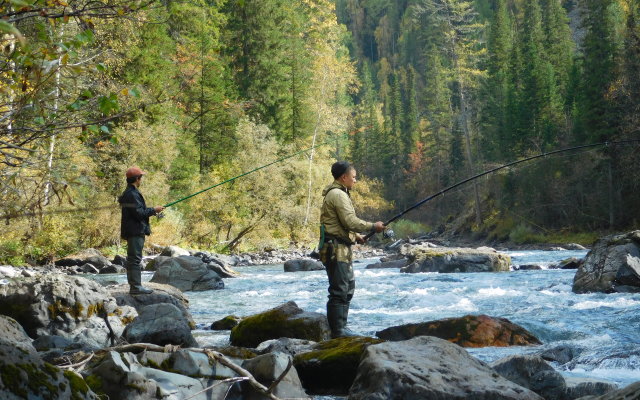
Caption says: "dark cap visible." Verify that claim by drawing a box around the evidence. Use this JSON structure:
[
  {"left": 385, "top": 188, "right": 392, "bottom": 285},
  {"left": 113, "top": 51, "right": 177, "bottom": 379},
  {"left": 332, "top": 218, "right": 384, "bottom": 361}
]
[{"left": 331, "top": 161, "right": 351, "bottom": 179}]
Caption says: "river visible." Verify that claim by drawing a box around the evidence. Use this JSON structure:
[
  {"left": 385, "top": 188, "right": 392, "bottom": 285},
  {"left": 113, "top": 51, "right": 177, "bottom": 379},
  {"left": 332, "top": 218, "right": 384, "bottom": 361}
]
[{"left": 141, "top": 249, "right": 640, "bottom": 393}]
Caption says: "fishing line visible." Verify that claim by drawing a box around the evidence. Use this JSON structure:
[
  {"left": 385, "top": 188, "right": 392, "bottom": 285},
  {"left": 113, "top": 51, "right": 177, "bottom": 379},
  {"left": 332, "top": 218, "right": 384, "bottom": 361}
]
[
  {"left": 364, "top": 138, "right": 640, "bottom": 240},
  {"left": 1, "top": 128, "right": 364, "bottom": 221}
]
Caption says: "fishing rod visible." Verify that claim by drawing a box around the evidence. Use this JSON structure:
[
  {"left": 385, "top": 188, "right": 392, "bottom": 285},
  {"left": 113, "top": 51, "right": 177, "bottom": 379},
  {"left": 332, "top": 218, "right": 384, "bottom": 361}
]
[
  {"left": 364, "top": 138, "right": 640, "bottom": 241},
  {"left": 162, "top": 127, "right": 367, "bottom": 208},
  {"left": 1, "top": 127, "right": 365, "bottom": 221}
]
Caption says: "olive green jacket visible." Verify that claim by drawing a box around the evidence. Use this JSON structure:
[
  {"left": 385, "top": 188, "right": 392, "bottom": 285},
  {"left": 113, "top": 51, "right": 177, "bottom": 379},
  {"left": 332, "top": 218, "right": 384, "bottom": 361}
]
[{"left": 320, "top": 181, "right": 375, "bottom": 244}]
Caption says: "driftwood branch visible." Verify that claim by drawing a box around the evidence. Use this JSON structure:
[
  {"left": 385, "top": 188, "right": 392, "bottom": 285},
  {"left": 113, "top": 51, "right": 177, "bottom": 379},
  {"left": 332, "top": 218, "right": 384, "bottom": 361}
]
[
  {"left": 57, "top": 353, "right": 94, "bottom": 372},
  {"left": 183, "top": 376, "right": 250, "bottom": 400},
  {"left": 267, "top": 355, "right": 293, "bottom": 394}
]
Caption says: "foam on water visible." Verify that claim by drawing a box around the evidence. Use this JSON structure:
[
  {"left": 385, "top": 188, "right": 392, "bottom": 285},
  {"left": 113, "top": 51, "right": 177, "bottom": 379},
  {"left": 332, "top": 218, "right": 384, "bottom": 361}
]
[{"left": 156, "top": 248, "right": 640, "bottom": 390}]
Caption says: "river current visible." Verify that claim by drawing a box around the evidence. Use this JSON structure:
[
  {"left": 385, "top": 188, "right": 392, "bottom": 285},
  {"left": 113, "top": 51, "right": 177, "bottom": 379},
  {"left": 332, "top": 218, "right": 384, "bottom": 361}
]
[{"left": 140, "top": 249, "right": 640, "bottom": 391}]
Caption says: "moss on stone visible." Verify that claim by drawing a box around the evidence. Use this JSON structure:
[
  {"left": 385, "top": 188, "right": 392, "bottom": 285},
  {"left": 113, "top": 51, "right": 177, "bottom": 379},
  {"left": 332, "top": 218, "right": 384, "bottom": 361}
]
[
  {"left": 1, "top": 363, "right": 28, "bottom": 398},
  {"left": 84, "top": 374, "right": 105, "bottom": 396},
  {"left": 0, "top": 362, "right": 61, "bottom": 399},
  {"left": 295, "top": 337, "right": 383, "bottom": 365},
  {"left": 63, "top": 370, "right": 90, "bottom": 400},
  {"left": 293, "top": 336, "right": 384, "bottom": 395},
  {"left": 231, "top": 304, "right": 326, "bottom": 347}
]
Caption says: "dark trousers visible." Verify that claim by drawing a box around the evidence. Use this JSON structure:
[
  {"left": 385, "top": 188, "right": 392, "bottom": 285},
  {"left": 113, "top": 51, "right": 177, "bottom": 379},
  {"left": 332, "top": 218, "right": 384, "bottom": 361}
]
[
  {"left": 324, "top": 243, "right": 355, "bottom": 335},
  {"left": 326, "top": 260, "right": 355, "bottom": 307},
  {"left": 125, "top": 235, "right": 145, "bottom": 289}
]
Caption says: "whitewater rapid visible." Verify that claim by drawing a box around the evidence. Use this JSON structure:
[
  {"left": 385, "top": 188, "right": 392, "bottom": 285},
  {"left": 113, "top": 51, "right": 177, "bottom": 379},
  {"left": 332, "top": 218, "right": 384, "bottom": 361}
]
[{"left": 144, "top": 249, "right": 640, "bottom": 389}]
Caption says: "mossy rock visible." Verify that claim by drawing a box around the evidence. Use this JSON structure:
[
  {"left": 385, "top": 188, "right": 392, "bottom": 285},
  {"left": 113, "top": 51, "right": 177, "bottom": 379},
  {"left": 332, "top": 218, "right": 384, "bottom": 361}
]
[
  {"left": 230, "top": 301, "right": 330, "bottom": 348},
  {"left": 293, "top": 336, "right": 384, "bottom": 395},
  {"left": 402, "top": 246, "right": 511, "bottom": 273},
  {"left": 211, "top": 315, "right": 241, "bottom": 330},
  {"left": 376, "top": 314, "right": 541, "bottom": 347}
]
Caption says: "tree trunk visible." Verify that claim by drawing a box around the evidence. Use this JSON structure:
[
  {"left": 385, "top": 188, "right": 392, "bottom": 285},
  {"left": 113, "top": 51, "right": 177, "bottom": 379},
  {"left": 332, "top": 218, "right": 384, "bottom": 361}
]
[
  {"left": 303, "top": 67, "right": 328, "bottom": 225},
  {"left": 44, "top": 25, "right": 64, "bottom": 206}
]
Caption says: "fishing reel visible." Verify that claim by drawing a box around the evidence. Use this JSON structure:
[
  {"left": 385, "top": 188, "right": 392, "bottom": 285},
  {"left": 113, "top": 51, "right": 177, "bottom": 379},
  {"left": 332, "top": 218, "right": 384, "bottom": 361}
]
[
  {"left": 156, "top": 212, "right": 165, "bottom": 219},
  {"left": 383, "top": 228, "right": 395, "bottom": 239}
]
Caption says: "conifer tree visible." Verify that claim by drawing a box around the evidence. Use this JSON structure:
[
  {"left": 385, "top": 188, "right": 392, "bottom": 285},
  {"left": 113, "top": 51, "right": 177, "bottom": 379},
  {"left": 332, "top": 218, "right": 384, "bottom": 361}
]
[{"left": 576, "top": 0, "right": 618, "bottom": 142}]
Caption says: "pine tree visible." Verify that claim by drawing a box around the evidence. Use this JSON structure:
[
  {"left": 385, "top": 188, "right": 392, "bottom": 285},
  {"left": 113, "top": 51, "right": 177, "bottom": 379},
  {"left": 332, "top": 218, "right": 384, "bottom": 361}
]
[
  {"left": 576, "top": 0, "right": 618, "bottom": 142},
  {"left": 481, "top": 0, "right": 512, "bottom": 160}
]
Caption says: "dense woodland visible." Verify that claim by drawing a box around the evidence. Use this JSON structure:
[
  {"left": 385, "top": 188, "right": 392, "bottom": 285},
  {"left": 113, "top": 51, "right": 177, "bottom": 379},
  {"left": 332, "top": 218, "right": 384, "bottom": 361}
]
[{"left": 1, "top": 0, "right": 639, "bottom": 264}]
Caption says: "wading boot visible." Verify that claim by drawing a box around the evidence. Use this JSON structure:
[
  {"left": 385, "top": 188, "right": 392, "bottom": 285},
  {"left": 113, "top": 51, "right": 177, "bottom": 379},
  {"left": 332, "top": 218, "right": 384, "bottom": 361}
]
[
  {"left": 128, "top": 265, "right": 153, "bottom": 295},
  {"left": 339, "top": 304, "right": 358, "bottom": 337},
  {"left": 328, "top": 304, "right": 347, "bottom": 339}
]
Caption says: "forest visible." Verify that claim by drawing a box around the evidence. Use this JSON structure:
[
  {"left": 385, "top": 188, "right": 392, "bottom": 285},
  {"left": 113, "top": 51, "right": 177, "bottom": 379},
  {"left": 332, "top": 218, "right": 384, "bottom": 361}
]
[{"left": 1, "top": 0, "right": 639, "bottom": 264}]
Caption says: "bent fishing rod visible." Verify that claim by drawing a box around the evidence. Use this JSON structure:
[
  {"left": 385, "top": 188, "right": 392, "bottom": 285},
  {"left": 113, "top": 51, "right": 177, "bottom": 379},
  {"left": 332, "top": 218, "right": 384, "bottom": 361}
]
[
  {"left": 364, "top": 138, "right": 640, "bottom": 241},
  {"left": 1, "top": 127, "right": 366, "bottom": 221},
  {"left": 162, "top": 127, "right": 368, "bottom": 208}
]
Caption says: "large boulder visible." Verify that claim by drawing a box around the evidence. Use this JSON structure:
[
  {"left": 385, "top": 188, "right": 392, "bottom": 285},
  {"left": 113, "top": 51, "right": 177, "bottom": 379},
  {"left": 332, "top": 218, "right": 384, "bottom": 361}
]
[
  {"left": 284, "top": 259, "right": 324, "bottom": 272},
  {"left": 84, "top": 350, "right": 229, "bottom": 400},
  {"left": 348, "top": 336, "right": 543, "bottom": 400},
  {"left": 294, "top": 336, "right": 384, "bottom": 395},
  {"left": 160, "top": 245, "right": 191, "bottom": 257},
  {"left": 230, "top": 301, "right": 330, "bottom": 348},
  {"left": 108, "top": 282, "right": 194, "bottom": 327},
  {"left": 150, "top": 256, "right": 224, "bottom": 291},
  {"left": 242, "top": 352, "right": 309, "bottom": 399},
  {"left": 564, "top": 377, "right": 617, "bottom": 399},
  {"left": 400, "top": 244, "right": 511, "bottom": 273},
  {"left": 573, "top": 231, "right": 640, "bottom": 293},
  {"left": 0, "top": 274, "right": 136, "bottom": 349},
  {"left": 365, "top": 255, "right": 410, "bottom": 269},
  {"left": 376, "top": 314, "right": 541, "bottom": 347},
  {"left": 0, "top": 315, "right": 99, "bottom": 400},
  {"left": 491, "top": 355, "right": 566, "bottom": 399},
  {"left": 569, "top": 382, "right": 640, "bottom": 400},
  {"left": 138, "top": 349, "right": 238, "bottom": 379},
  {"left": 55, "top": 248, "right": 112, "bottom": 270},
  {"left": 122, "top": 303, "right": 198, "bottom": 347},
  {"left": 491, "top": 355, "right": 616, "bottom": 400}
]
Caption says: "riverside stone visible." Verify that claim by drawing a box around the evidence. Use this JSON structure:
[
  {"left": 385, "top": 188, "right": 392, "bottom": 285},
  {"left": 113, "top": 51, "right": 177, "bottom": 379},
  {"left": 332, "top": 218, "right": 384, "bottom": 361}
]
[
  {"left": 376, "top": 314, "right": 542, "bottom": 347},
  {"left": 150, "top": 255, "right": 224, "bottom": 291},
  {"left": 348, "top": 336, "right": 543, "bottom": 400},
  {"left": 284, "top": 259, "right": 324, "bottom": 272},
  {"left": 365, "top": 258, "right": 409, "bottom": 269},
  {"left": 241, "top": 352, "right": 309, "bottom": 399},
  {"left": 230, "top": 301, "right": 330, "bottom": 348},
  {"left": 122, "top": 303, "right": 198, "bottom": 347},
  {"left": 0, "top": 315, "right": 99, "bottom": 400},
  {"left": 108, "top": 282, "right": 194, "bottom": 327},
  {"left": 294, "top": 336, "right": 384, "bottom": 395},
  {"left": 573, "top": 230, "right": 640, "bottom": 293},
  {"left": 400, "top": 244, "right": 511, "bottom": 273},
  {"left": 211, "top": 315, "right": 241, "bottom": 330},
  {"left": 491, "top": 355, "right": 566, "bottom": 400},
  {"left": 571, "top": 381, "right": 640, "bottom": 400},
  {"left": 564, "top": 377, "right": 617, "bottom": 399},
  {"left": 0, "top": 273, "right": 135, "bottom": 349},
  {"left": 55, "top": 248, "right": 112, "bottom": 270},
  {"left": 85, "top": 351, "right": 225, "bottom": 400}
]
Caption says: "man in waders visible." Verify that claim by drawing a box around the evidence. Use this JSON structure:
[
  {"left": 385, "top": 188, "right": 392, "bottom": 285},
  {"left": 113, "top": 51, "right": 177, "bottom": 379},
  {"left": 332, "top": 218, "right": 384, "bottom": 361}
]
[
  {"left": 320, "top": 161, "right": 385, "bottom": 338},
  {"left": 119, "top": 166, "right": 165, "bottom": 295}
]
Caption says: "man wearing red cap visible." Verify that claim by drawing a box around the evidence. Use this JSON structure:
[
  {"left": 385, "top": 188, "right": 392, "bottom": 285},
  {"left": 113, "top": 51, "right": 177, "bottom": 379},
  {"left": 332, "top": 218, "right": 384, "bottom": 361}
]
[{"left": 118, "top": 166, "right": 165, "bottom": 295}]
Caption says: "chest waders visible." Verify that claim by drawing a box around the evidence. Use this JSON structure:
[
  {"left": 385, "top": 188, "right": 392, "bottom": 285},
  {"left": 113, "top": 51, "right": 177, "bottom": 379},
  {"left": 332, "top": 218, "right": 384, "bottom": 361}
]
[{"left": 320, "top": 188, "right": 359, "bottom": 338}]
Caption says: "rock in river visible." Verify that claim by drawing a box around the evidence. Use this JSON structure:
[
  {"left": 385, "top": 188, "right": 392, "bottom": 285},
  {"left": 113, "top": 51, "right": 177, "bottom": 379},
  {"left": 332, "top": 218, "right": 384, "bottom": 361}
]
[
  {"left": 376, "top": 314, "right": 541, "bottom": 347},
  {"left": 348, "top": 336, "right": 543, "bottom": 400},
  {"left": 573, "top": 230, "right": 640, "bottom": 293},
  {"left": 400, "top": 244, "right": 511, "bottom": 273},
  {"left": 230, "top": 301, "right": 330, "bottom": 348}
]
